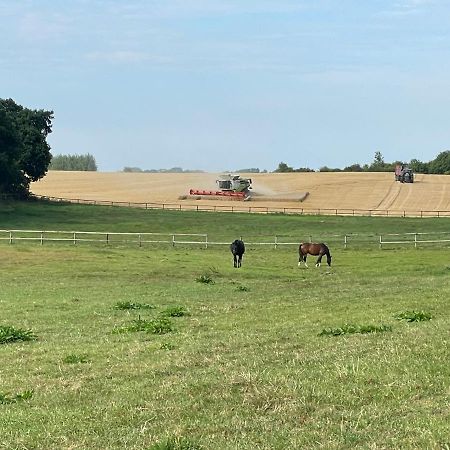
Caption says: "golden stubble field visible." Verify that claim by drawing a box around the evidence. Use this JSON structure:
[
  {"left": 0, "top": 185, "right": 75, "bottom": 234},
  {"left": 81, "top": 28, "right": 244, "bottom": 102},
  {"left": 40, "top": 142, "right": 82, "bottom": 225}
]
[{"left": 31, "top": 171, "right": 450, "bottom": 213}]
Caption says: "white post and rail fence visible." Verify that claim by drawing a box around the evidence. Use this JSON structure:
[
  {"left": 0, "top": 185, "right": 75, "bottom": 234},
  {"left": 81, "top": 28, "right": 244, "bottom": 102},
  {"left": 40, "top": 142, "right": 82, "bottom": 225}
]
[{"left": 1, "top": 229, "right": 450, "bottom": 249}]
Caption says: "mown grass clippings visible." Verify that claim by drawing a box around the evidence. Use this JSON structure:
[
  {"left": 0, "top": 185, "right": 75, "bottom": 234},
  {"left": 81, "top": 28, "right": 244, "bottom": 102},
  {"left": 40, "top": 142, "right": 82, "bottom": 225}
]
[
  {"left": 114, "top": 316, "right": 173, "bottom": 335},
  {"left": 148, "top": 437, "right": 203, "bottom": 450},
  {"left": 0, "top": 390, "right": 34, "bottom": 405},
  {"left": 0, "top": 325, "right": 37, "bottom": 344},
  {"left": 195, "top": 273, "right": 214, "bottom": 284},
  {"left": 319, "top": 324, "right": 392, "bottom": 336},
  {"left": 160, "top": 305, "right": 189, "bottom": 317},
  {"left": 114, "top": 301, "right": 156, "bottom": 310},
  {"left": 63, "top": 353, "right": 90, "bottom": 364},
  {"left": 394, "top": 310, "right": 432, "bottom": 322}
]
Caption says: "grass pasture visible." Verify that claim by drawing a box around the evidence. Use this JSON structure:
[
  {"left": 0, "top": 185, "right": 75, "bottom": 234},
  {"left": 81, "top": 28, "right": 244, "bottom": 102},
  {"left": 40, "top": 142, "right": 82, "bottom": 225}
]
[{"left": 1, "top": 200, "right": 450, "bottom": 449}]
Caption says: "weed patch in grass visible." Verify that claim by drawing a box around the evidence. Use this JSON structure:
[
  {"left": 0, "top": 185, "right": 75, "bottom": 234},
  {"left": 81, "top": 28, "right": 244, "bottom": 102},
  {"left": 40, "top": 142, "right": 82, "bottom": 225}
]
[
  {"left": 319, "top": 324, "right": 392, "bottom": 336},
  {"left": 114, "top": 317, "right": 173, "bottom": 335},
  {"left": 0, "top": 390, "right": 33, "bottom": 405},
  {"left": 63, "top": 354, "right": 89, "bottom": 364},
  {"left": 148, "top": 437, "right": 203, "bottom": 450},
  {"left": 0, "top": 325, "right": 37, "bottom": 344},
  {"left": 394, "top": 310, "right": 432, "bottom": 322},
  {"left": 160, "top": 306, "right": 189, "bottom": 317},
  {"left": 235, "top": 285, "right": 250, "bottom": 292},
  {"left": 114, "top": 301, "right": 156, "bottom": 310},
  {"left": 195, "top": 273, "right": 214, "bottom": 284},
  {"left": 160, "top": 342, "right": 176, "bottom": 350}
]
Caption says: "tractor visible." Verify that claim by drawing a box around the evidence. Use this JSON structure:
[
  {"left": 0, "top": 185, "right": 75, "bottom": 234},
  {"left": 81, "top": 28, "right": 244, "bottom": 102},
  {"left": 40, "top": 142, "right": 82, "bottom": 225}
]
[{"left": 395, "top": 165, "right": 414, "bottom": 183}]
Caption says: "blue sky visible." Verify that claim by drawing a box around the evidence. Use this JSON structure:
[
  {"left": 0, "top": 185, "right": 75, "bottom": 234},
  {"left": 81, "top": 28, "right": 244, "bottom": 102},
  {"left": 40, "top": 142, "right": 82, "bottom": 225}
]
[{"left": 1, "top": 0, "right": 450, "bottom": 172}]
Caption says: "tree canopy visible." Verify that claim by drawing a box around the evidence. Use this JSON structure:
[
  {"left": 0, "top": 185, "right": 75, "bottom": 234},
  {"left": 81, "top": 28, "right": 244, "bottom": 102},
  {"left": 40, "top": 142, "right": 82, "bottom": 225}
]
[
  {"left": 0, "top": 98, "right": 53, "bottom": 195},
  {"left": 49, "top": 153, "right": 97, "bottom": 171},
  {"left": 274, "top": 150, "right": 450, "bottom": 174}
]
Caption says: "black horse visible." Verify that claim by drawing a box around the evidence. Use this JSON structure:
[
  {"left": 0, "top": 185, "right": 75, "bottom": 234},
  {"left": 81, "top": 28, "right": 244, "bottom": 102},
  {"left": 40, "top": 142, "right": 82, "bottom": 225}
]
[
  {"left": 230, "top": 239, "right": 245, "bottom": 268},
  {"left": 298, "top": 242, "right": 332, "bottom": 268}
]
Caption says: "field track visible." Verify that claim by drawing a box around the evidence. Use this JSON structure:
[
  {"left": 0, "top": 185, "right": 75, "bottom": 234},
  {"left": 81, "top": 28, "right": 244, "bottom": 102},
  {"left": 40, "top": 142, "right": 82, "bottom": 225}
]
[{"left": 31, "top": 171, "right": 450, "bottom": 213}]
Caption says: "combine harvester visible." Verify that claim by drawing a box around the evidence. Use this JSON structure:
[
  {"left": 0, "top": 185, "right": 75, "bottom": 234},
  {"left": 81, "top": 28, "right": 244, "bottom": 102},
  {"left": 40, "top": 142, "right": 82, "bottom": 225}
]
[{"left": 189, "top": 174, "right": 253, "bottom": 201}]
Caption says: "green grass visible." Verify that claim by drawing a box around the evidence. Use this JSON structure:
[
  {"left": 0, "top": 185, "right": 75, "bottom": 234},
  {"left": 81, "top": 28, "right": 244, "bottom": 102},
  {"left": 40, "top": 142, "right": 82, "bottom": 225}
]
[
  {"left": 1, "top": 198, "right": 450, "bottom": 244},
  {"left": 0, "top": 200, "right": 449, "bottom": 449}
]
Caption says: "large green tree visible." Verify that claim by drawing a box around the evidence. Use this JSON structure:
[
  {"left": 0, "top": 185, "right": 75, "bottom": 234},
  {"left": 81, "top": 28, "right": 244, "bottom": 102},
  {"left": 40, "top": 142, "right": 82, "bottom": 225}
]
[
  {"left": 428, "top": 150, "right": 450, "bottom": 174},
  {"left": 0, "top": 98, "right": 53, "bottom": 195}
]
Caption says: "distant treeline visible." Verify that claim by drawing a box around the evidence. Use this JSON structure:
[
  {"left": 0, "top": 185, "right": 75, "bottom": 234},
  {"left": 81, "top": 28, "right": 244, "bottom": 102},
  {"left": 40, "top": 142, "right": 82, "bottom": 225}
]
[
  {"left": 123, "top": 167, "right": 204, "bottom": 173},
  {"left": 274, "top": 151, "right": 450, "bottom": 175},
  {"left": 49, "top": 153, "right": 97, "bottom": 171}
]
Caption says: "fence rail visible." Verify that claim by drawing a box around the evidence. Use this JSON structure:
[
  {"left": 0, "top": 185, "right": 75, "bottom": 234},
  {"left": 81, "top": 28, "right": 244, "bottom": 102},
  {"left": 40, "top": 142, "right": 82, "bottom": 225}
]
[
  {"left": 30, "top": 195, "right": 450, "bottom": 218},
  {"left": 379, "top": 232, "right": 450, "bottom": 248},
  {"left": 2, "top": 229, "right": 450, "bottom": 249}
]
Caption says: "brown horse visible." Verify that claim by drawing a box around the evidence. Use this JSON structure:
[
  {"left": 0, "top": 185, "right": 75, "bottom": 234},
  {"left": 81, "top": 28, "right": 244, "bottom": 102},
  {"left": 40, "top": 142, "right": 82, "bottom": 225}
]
[{"left": 298, "top": 242, "right": 332, "bottom": 268}]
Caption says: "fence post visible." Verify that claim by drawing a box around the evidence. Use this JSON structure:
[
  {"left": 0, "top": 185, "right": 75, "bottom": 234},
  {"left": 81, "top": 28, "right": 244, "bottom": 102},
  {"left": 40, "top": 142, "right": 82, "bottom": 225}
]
[
  {"left": 9, "top": 231, "right": 12, "bottom": 244},
  {"left": 139, "top": 234, "right": 142, "bottom": 248},
  {"left": 309, "top": 235, "right": 312, "bottom": 243},
  {"left": 172, "top": 235, "right": 175, "bottom": 247},
  {"left": 73, "top": 232, "right": 77, "bottom": 245},
  {"left": 344, "top": 235, "right": 348, "bottom": 249},
  {"left": 40, "top": 232, "right": 43, "bottom": 245},
  {"left": 414, "top": 233, "right": 417, "bottom": 249},
  {"left": 379, "top": 235, "right": 382, "bottom": 249},
  {"left": 205, "top": 234, "right": 208, "bottom": 249},
  {"left": 274, "top": 235, "right": 278, "bottom": 249},
  {"left": 106, "top": 233, "right": 109, "bottom": 244}
]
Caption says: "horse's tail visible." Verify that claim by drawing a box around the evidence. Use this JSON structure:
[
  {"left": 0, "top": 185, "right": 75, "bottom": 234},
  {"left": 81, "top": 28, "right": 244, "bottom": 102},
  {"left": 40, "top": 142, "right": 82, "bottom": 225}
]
[{"left": 323, "top": 244, "right": 332, "bottom": 266}]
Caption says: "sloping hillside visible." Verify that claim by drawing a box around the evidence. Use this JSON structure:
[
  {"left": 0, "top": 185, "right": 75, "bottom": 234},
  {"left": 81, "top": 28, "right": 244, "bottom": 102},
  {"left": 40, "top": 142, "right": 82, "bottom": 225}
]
[{"left": 31, "top": 171, "right": 450, "bottom": 213}]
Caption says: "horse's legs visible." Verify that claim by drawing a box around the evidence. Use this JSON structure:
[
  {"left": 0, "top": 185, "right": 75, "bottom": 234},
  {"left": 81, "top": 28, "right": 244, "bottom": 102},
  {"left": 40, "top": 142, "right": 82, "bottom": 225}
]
[
  {"left": 233, "top": 254, "right": 237, "bottom": 268},
  {"left": 238, "top": 255, "right": 242, "bottom": 268},
  {"left": 315, "top": 254, "right": 323, "bottom": 267},
  {"left": 298, "top": 254, "right": 308, "bottom": 267}
]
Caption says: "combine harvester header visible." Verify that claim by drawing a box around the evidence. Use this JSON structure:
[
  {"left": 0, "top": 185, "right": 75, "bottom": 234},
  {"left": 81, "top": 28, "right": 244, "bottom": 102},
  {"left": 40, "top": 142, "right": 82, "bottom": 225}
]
[{"left": 189, "top": 174, "right": 252, "bottom": 201}]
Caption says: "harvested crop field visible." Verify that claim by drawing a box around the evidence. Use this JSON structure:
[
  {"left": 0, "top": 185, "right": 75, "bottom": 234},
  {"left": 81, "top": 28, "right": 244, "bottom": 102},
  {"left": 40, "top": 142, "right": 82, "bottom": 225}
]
[{"left": 31, "top": 171, "right": 450, "bottom": 214}]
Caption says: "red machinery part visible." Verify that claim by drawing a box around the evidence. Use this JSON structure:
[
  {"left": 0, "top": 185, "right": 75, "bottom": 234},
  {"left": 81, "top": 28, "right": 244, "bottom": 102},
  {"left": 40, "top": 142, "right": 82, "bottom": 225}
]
[{"left": 189, "top": 189, "right": 245, "bottom": 198}]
